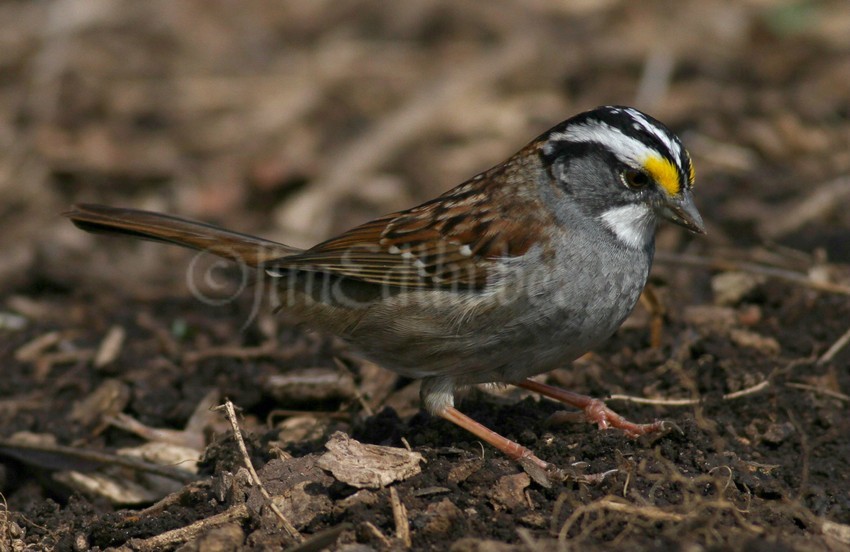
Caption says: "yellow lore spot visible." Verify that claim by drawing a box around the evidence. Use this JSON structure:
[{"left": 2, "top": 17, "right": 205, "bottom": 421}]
[{"left": 643, "top": 155, "right": 681, "bottom": 196}]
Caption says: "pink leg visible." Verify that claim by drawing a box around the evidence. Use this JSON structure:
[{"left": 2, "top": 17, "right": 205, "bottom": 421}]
[
  {"left": 438, "top": 406, "right": 550, "bottom": 470},
  {"left": 516, "top": 379, "right": 665, "bottom": 438}
]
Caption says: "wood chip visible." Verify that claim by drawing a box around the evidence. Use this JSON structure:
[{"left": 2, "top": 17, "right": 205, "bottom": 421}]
[
  {"left": 420, "top": 498, "right": 463, "bottom": 536},
  {"left": 317, "top": 432, "right": 423, "bottom": 489},
  {"left": 271, "top": 480, "right": 333, "bottom": 530},
  {"left": 712, "top": 271, "right": 765, "bottom": 306},
  {"left": 822, "top": 520, "right": 850, "bottom": 546},
  {"left": 94, "top": 325, "right": 126, "bottom": 368},
  {"left": 0, "top": 311, "right": 27, "bottom": 331},
  {"left": 14, "top": 331, "right": 62, "bottom": 362},
  {"left": 490, "top": 473, "right": 531, "bottom": 511},
  {"left": 447, "top": 458, "right": 483, "bottom": 484},
  {"left": 264, "top": 367, "right": 356, "bottom": 404},
  {"left": 729, "top": 329, "right": 781, "bottom": 356},
  {"left": 69, "top": 379, "right": 131, "bottom": 426},
  {"left": 682, "top": 305, "right": 738, "bottom": 334}
]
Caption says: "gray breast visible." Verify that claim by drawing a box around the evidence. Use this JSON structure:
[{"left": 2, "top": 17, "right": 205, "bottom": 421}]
[{"left": 479, "top": 229, "right": 652, "bottom": 383}]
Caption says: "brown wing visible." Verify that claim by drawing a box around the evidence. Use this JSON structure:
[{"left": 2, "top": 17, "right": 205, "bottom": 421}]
[{"left": 271, "top": 158, "right": 546, "bottom": 289}]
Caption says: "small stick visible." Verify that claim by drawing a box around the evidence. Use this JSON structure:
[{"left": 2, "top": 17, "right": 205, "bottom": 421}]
[
  {"left": 607, "top": 395, "right": 698, "bottom": 406},
  {"left": 655, "top": 252, "right": 850, "bottom": 296},
  {"left": 136, "top": 312, "right": 182, "bottom": 359},
  {"left": 0, "top": 439, "right": 196, "bottom": 483},
  {"left": 390, "top": 487, "right": 411, "bottom": 549},
  {"left": 817, "top": 325, "right": 850, "bottom": 365},
  {"left": 333, "top": 357, "right": 375, "bottom": 416},
  {"left": 759, "top": 176, "right": 850, "bottom": 239},
  {"left": 608, "top": 380, "right": 770, "bottom": 406},
  {"left": 361, "top": 521, "right": 392, "bottom": 548},
  {"left": 214, "top": 400, "right": 302, "bottom": 542},
  {"left": 127, "top": 504, "right": 250, "bottom": 551},
  {"left": 184, "top": 341, "right": 305, "bottom": 364},
  {"left": 723, "top": 380, "right": 771, "bottom": 400},
  {"left": 267, "top": 409, "right": 351, "bottom": 423},
  {"left": 785, "top": 382, "right": 850, "bottom": 402}
]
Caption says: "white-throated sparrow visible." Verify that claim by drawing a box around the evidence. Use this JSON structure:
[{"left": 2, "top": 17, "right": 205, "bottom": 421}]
[{"left": 67, "top": 106, "right": 704, "bottom": 485}]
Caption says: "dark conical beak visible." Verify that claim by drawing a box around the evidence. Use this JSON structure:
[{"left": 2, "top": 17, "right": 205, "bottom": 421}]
[{"left": 660, "top": 188, "right": 705, "bottom": 234}]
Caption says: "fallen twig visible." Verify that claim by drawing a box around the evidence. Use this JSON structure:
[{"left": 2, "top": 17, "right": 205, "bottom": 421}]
[
  {"left": 215, "top": 400, "right": 302, "bottom": 542},
  {"left": 127, "top": 504, "right": 250, "bottom": 552},
  {"left": 0, "top": 439, "right": 197, "bottom": 483},
  {"left": 608, "top": 380, "right": 770, "bottom": 407},
  {"left": 817, "top": 325, "right": 850, "bottom": 366},
  {"left": 557, "top": 496, "right": 764, "bottom": 542},
  {"left": 785, "top": 382, "right": 850, "bottom": 402},
  {"left": 390, "top": 487, "right": 411, "bottom": 548},
  {"left": 184, "top": 341, "right": 307, "bottom": 364},
  {"left": 655, "top": 252, "right": 850, "bottom": 296},
  {"left": 759, "top": 176, "right": 850, "bottom": 239}
]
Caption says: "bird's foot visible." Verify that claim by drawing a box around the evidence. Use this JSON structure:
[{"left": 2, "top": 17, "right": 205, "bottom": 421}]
[{"left": 517, "top": 378, "right": 676, "bottom": 438}]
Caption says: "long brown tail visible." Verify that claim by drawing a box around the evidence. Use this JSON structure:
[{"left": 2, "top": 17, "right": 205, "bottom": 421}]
[{"left": 64, "top": 203, "right": 300, "bottom": 266}]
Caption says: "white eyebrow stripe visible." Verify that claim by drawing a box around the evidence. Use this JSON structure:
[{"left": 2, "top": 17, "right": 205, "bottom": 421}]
[
  {"left": 549, "top": 121, "right": 662, "bottom": 169},
  {"left": 623, "top": 107, "right": 682, "bottom": 167}
]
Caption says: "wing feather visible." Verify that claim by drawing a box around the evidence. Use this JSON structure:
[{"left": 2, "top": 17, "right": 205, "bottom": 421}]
[{"left": 270, "top": 147, "right": 548, "bottom": 289}]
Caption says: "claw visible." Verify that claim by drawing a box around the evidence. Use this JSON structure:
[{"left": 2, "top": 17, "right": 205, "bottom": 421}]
[
  {"left": 579, "top": 468, "right": 619, "bottom": 485},
  {"left": 658, "top": 420, "right": 684, "bottom": 436}
]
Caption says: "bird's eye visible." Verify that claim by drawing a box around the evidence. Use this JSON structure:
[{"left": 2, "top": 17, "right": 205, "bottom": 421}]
[{"left": 622, "top": 169, "right": 650, "bottom": 190}]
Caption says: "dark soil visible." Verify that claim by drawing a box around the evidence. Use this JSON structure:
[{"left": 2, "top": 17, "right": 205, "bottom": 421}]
[{"left": 1, "top": 2, "right": 849, "bottom": 551}]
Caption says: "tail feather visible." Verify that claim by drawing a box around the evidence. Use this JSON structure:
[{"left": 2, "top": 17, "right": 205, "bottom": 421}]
[{"left": 64, "top": 203, "right": 300, "bottom": 266}]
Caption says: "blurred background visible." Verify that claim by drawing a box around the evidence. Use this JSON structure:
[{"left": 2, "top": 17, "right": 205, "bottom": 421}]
[{"left": 1, "top": 0, "right": 848, "bottom": 297}]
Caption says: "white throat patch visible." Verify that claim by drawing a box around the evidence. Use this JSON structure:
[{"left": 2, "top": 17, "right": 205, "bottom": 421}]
[{"left": 599, "top": 204, "right": 655, "bottom": 249}]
